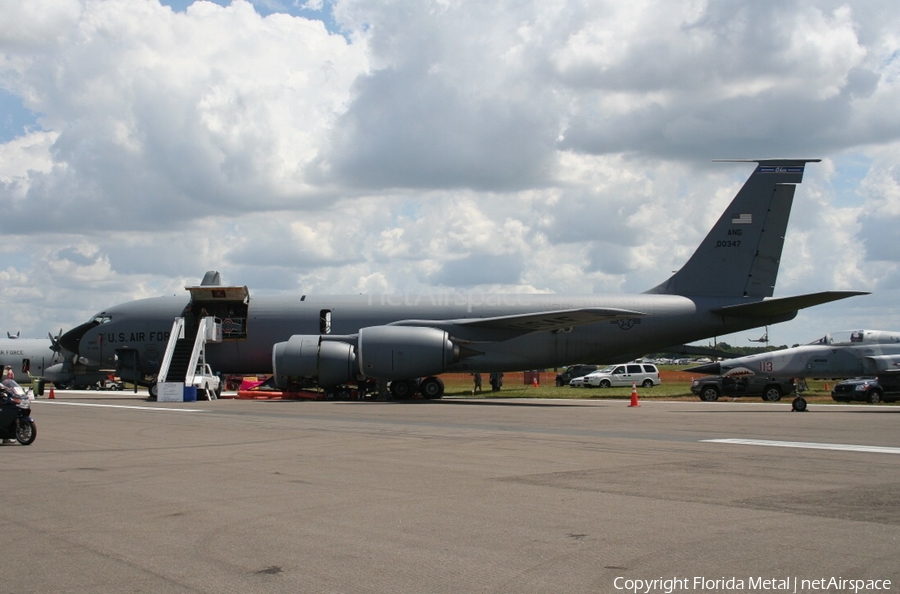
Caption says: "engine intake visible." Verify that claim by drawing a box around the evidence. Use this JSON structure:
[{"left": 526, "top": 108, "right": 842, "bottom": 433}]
[{"left": 863, "top": 355, "right": 900, "bottom": 374}]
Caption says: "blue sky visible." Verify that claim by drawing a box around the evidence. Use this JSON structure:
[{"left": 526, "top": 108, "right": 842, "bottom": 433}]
[
  {"left": 0, "top": 88, "right": 39, "bottom": 142},
  {"left": 1, "top": 0, "right": 900, "bottom": 350},
  {"left": 161, "top": 0, "right": 341, "bottom": 31}
]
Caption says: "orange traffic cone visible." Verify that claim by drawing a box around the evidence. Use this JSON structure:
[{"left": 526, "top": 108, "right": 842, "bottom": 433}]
[
  {"left": 532, "top": 375, "right": 539, "bottom": 388},
  {"left": 824, "top": 383, "right": 829, "bottom": 391},
  {"left": 629, "top": 382, "right": 639, "bottom": 407},
  {"left": 49, "top": 388, "right": 55, "bottom": 399}
]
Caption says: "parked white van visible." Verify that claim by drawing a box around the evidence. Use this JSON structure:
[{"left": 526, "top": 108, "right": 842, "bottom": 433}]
[{"left": 574, "top": 363, "right": 661, "bottom": 388}]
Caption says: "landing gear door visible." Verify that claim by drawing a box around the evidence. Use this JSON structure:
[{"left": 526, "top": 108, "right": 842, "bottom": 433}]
[{"left": 185, "top": 284, "right": 251, "bottom": 340}]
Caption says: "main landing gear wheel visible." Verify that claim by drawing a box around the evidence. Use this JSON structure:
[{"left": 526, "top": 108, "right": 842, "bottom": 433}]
[
  {"left": 791, "top": 396, "right": 808, "bottom": 412},
  {"left": 420, "top": 376, "right": 445, "bottom": 399},
  {"left": 148, "top": 382, "right": 158, "bottom": 401},
  {"left": 390, "top": 380, "right": 415, "bottom": 400}
]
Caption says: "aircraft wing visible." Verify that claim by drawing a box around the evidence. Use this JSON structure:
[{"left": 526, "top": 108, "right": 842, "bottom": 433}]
[
  {"left": 390, "top": 307, "right": 647, "bottom": 342},
  {"left": 451, "top": 308, "right": 646, "bottom": 331},
  {"left": 711, "top": 291, "right": 869, "bottom": 318}
]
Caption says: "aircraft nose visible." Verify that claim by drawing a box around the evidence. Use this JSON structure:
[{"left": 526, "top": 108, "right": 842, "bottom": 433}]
[
  {"left": 58, "top": 321, "right": 98, "bottom": 354},
  {"left": 685, "top": 362, "right": 722, "bottom": 375},
  {"left": 44, "top": 363, "right": 66, "bottom": 382}
]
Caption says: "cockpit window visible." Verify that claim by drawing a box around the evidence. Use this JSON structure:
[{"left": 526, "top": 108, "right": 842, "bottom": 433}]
[
  {"left": 92, "top": 315, "right": 112, "bottom": 325},
  {"left": 808, "top": 330, "right": 867, "bottom": 346}
]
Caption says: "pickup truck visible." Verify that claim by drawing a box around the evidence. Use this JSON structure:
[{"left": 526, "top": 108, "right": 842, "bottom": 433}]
[
  {"left": 189, "top": 363, "right": 222, "bottom": 400},
  {"left": 555, "top": 364, "right": 598, "bottom": 387},
  {"left": 690, "top": 375, "right": 795, "bottom": 402}
]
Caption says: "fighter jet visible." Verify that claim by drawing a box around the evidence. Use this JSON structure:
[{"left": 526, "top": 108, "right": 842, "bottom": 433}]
[
  {"left": 58, "top": 159, "right": 866, "bottom": 400},
  {"left": 687, "top": 330, "right": 900, "bottom": 379}
]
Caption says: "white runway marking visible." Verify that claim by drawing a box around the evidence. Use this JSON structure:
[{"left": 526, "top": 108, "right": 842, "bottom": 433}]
[
  {"left": 703, "top": 438, "right": 900, "bottom": 455},
  {"left": 34, "top": 401, "right": 207, "bottom": 413}
]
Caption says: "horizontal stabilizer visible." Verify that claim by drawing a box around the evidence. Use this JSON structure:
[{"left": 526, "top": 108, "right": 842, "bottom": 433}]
[{"left": 711, "top": 291, "right": 869, "bottom": 318}]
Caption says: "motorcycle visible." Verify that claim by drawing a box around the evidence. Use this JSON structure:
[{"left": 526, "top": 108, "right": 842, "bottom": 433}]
[{"left": 0, "top": 379, "right": 36, "bottom": 446}]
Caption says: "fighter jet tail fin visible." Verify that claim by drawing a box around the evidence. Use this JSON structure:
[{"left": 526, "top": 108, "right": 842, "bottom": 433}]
[{"left": 646, "top": 159, "right": 820, "bottom": 298}]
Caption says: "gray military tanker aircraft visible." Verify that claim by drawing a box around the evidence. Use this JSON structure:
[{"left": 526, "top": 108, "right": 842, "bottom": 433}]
[
  {"left": 59, "top": 159, "right": 867, "bottom": 399},
  {"left": 687, "top": 330, "right": 900, "bottom": 378}
]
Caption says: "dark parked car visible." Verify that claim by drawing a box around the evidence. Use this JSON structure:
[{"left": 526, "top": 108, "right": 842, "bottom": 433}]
[
  {"left": 555, "top": 365, "right": 598, "bottom": 387},
  {"left": 832, "top": 372, "right": 900, "bottom": 403},
  {"left": 690, "top": 375, "right": 795, "bottom": 402}
]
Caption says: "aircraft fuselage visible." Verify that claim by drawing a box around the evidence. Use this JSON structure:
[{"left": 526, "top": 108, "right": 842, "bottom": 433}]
[
  {"left": 73, "top": 292, "right": 793, "bottom": 377},
  {"left": 0, "top": 339, "right": 67, "bottom": 384}
]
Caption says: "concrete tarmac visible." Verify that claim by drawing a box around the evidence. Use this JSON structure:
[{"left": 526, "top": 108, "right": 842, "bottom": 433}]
[{"left": 2, "top": 392, "right": 899, "bottom": 594}]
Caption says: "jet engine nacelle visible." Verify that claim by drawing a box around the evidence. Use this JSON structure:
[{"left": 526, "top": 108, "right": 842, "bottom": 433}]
[
  {"left": 357, "top": 326, "right": 459, "bottom": 380},
  {"left": 272, "top": 326, "right": 460, "bottom": 389},
  {"left": 272, "top": 335, "right": 357, "bottom": 388}
]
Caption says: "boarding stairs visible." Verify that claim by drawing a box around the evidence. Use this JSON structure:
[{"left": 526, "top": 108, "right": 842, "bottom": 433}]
[{"left": 158, "top": 317, "right": 222, "bottom": 391}]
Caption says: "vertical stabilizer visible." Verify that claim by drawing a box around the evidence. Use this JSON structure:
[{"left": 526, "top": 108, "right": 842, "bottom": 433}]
[
  {"left": 200, "top": 271, "right": 222, "bottom": 286},
  {"left": 646, "top": 159, "right": 819, "bottom": 298}
]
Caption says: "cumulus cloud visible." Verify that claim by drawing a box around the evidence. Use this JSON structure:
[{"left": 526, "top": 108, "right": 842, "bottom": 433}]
[
  {"left": 1, "top": 0, "right": 367, "bottom": 229},
  {"left": 1, "top": 0, "right": 900, "bottom": 346}
]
